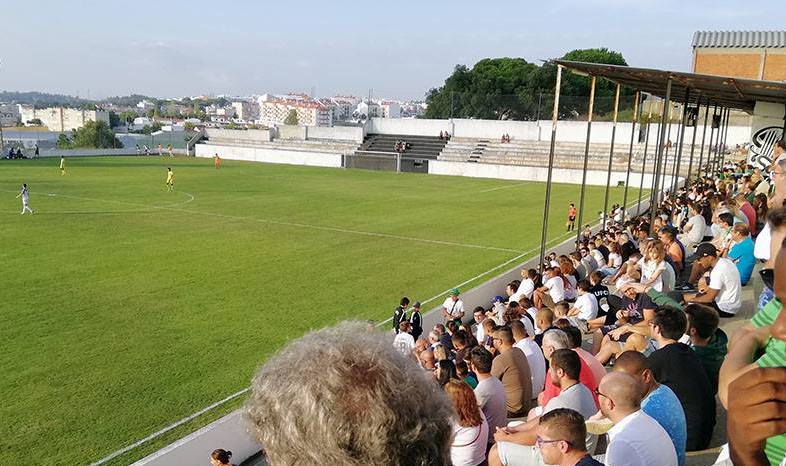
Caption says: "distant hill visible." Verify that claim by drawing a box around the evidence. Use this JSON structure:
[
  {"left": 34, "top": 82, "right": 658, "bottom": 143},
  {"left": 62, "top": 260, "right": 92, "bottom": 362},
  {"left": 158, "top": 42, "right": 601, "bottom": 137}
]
[{"left": 0, "top": 91, "right": 156, "bottom": 108}]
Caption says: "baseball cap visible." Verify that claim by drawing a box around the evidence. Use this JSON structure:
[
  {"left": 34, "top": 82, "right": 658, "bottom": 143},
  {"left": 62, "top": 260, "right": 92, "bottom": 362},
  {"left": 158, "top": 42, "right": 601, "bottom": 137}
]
[
  {"left": 492, "top": 295, "right": 505, "bottom": 304},
  {"left": 695, "top": 243, "right": 718, "bottom": 258},
  {"left": 449, "top": 288, "right": 460, "bottom": 296},
  {"left": 412, "top": 301, "right": 421, "bottom": 308}
]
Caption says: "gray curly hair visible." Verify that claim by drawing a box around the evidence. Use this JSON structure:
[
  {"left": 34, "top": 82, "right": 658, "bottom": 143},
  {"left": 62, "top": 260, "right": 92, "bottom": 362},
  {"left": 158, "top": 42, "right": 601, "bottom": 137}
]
[{"left": 245, "top": 321, "right": 453, "bottom": 466}]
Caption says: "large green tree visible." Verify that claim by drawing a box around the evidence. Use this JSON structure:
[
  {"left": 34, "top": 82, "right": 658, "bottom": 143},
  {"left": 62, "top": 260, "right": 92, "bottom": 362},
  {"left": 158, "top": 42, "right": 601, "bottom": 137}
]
[
  {"left": 284, "top": 109, "right": 299, "bottom": 125},
  {"left": 70, "top": 120, "right": 123, "bottom": 149},
  {"left": 423, "top": 48, "right": 633, "bottom": 120}
]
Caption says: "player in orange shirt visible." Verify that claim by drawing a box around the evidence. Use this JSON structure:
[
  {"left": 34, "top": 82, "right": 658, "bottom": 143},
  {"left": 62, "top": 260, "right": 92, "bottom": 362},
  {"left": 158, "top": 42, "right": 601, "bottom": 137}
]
[
  {"left": 567, "top": 203, "right": 577, "bottom": 231},
  {"left": 214, "top": 153, "right": 221, "bottom": 169}
]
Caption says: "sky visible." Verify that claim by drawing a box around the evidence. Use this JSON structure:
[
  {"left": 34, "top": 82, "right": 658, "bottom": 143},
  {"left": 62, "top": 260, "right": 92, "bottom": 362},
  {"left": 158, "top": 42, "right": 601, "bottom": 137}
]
[{"left": 1, "top": 0, "right": 782, "bottom": 101}]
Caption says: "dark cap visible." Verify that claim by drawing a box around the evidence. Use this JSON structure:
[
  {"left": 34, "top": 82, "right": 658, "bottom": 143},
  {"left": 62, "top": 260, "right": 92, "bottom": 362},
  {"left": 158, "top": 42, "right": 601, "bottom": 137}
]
[
  {"left": 695, "top": 243, "right": 718, "bottom": 258},
  {"left": 413, "top": 301, "right": 421, "bottom": 308}
]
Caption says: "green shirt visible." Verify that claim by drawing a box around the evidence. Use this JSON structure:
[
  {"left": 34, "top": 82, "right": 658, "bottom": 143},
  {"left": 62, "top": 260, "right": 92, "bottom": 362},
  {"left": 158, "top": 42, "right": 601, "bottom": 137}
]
[
  {"left": 751, "top": 298, "right": 786, "bottom": 465},
  {"left": 691, "top": 329, "right": 727, "bottom": 395}
]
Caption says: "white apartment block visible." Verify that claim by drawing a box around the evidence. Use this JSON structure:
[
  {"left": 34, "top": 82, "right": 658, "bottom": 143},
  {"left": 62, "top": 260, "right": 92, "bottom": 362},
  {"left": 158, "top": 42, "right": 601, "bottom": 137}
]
[
  {"left": 231, "top": 101, "right": 260, "bottom": 122},
  {"left": 259, "top": 99, "right": 333, "bottom": 126},
  {"left": 19, "top": 106, "right": 111, "bottom": 132},
  {"left": 328, "top": 96, "right": 360, "bottom": 121},
  {"left": 0, "top": 104, "right": 20, "bottom": 126}
]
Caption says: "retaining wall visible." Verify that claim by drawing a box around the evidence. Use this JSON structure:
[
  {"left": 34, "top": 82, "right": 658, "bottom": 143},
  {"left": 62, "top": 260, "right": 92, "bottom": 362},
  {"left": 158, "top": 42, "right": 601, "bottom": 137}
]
[
  {"left": 195, "top": 143, "right": 342, "bottom": 168},
  {"left": 204, "top": 128, "right": 272, "bottom": 143}
]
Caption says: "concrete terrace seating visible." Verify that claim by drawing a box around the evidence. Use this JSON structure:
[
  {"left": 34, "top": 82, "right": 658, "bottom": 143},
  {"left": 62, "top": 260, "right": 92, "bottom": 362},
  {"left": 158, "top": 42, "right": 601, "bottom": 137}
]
[
  {"left": 356, "top": 134, "right": 448, "bottom": 159},
  {"left": 439, "top": 137, "right": 700, "bottom": 173},
  {"left": 205, "top": 135, "right": 359, "bottom": 155}
]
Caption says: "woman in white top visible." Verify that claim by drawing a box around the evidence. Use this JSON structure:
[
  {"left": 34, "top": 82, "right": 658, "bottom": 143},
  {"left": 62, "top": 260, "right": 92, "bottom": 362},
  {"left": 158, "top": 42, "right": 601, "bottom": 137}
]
[
  {"left": 640, "top": 240, "right": 667, "bottom": 292},
  {"left": 445, "top": 380, "right": 488, "bottom": 466},
  {"left": 600, "top": 242, "right": 623, "bottom": 277},
  {"left": 679, "top": 202, "right": 707, "bottom": 253}
]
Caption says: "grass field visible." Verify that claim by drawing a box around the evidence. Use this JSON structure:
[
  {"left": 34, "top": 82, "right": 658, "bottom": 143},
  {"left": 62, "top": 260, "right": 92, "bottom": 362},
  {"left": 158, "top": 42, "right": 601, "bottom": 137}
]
[{"left": 0, "top": 156, "right": 645, "bottom": 465}]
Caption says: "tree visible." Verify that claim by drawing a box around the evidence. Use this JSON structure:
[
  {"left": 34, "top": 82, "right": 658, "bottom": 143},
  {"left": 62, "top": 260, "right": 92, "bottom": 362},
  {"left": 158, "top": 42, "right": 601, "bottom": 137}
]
[
  {"left": 284, "top": 109, "right": 299, "bottom": 125},
  {"left": 119, "top": 110, "right": 137, "bottom": 126},
  {"left": 108, "top": 111, "right": 121, "bottom": 128},
  {"left": 56, "top": 133, "right": 73, "bottom": 149},
  {"left": 70, "top": 120, "right": 123, "bottom": 149}
]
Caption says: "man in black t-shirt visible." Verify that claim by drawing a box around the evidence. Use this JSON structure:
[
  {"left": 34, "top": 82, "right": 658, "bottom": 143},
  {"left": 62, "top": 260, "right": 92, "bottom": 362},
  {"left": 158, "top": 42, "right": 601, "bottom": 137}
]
[
  {"left": 393, "top": 297, "right": 410, "bottom": 334},
  {"left": 648, "top": 306, "right": 715, "bottom": 451}
]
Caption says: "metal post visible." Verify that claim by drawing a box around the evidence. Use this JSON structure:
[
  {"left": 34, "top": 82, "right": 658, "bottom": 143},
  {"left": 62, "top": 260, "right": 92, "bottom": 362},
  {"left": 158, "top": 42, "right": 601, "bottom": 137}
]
[
  {"left": 719, "top": 107, "right": 731, "bottom": 170},
  {"left": 602, "top": 83, "right": 621, "bottom": 228},
  {"left": 637, "top": 119, "right": 651, "bottom": 216},
  {"left": 706, "top": 105, "right": 718, "bottom": 177},
  {"left": 539, "top": 65, "right": 562, "bottom": 273},
  {"left": 649, "top": 118, "right": 663, "bottom": 212},
  {"left": 650, "top": 79, "right": 672, "bottom": 233},
  {"left": 576, "top": 76, "right": 596, "bottom": 245},
  {"left": 686, "top": 97, "right": 702, "bottom": 183},
  {"left": 623, "top": 91, "right": 640, "bottom": 211},
  {"left": 696, "top": 101, "right": 711, "bottom": 180},
  {"left": 672, "top": 89, "right": 691, "bottom": 193},
  {"left": 396, "top": 151, "right": 401, "bottom": 173}
]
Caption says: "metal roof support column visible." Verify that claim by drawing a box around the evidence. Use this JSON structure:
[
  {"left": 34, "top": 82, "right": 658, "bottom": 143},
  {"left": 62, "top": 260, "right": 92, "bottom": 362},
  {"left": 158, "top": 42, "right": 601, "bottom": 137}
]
[
  {"left": 539, "top": 65, "right": 563, "bottom": 273},
  {"left": 705, "top": 105, "right": 718, "bottom": 177},
  {"left": 650, "top": 78, "right": 672, "bottom": 233},
  {"left": 673, "top": 89, "right": 691, "bottom": 192},
  {"left": 602, "top": 83, "right": 621, "bottom": 228},
  {"left": 660, "top": 119, "right": 673, "bottom": 196},
  {"left": 576, "top": 76, "right": 596, "bottom": 246},
  {"left": 623, "top": 92, "right": 641, "bottom": 212},
  {"left": 719, "top": 107, "right": 731, "bottom": 170},
  {"left": 686, "top": 96, "right": 703, "bottom": 183},
  {"left": 696, "top": 101, "right": 711, "bottom": 180},
  {"left": 649, "top": 118, "right": 663, "bottom": 216},
  {"left": 637, "top": 115, "right": 652, "bottom": 216}
]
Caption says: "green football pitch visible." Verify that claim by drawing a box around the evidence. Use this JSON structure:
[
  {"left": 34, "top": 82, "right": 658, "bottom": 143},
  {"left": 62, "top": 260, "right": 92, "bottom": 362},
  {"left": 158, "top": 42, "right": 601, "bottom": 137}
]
[{"left": 0, "top": 156, "right": 645, "bottom": 465}]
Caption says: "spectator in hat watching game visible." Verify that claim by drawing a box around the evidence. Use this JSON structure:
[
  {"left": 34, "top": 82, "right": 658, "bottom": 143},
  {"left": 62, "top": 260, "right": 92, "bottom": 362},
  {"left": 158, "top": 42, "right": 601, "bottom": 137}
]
[{"left": 442, "top": 288, "right": 465, "bottom": 325}]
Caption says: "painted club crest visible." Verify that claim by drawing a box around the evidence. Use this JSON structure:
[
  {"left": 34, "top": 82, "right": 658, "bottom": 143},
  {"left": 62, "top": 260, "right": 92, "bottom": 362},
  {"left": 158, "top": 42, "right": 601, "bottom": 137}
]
[{"left": 749, "top": 126, "right": 784, "bottom": 169}]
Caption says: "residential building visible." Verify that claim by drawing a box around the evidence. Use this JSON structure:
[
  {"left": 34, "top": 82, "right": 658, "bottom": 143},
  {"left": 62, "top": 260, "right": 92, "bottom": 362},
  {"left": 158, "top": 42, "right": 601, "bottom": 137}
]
[
  {"left": 329, "top": 96, "right": 361, "bottom": 121},
  {"left": 19, "top": 106, "right": 111, "bottom": 132},
  {"left": 692, "top": 30, "right": 786, "bottom": 81},
  {"left": 231, "top": 101, "right": 260, "bottom": 121},
  {"left": 0, "top": 104, "right": 20, "bottom": 126},
  {"left": 378, "top": 100, "right": 401, "bottom": 118},
  {"left": 259, "top": 98, "right": 333, "bottom": 126}
]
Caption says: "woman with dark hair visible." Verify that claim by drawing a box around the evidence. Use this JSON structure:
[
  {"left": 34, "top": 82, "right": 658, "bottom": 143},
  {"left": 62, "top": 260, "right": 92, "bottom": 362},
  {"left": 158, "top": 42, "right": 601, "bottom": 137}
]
[
  {"left": 210, "top": 449, "right": 233, "bottom": 466},
  {"left": 436, "top": 359, "right": 459, "bottom": 387},
  {"left": 444, "top": 380, "right": 488, "bottom": 466}
]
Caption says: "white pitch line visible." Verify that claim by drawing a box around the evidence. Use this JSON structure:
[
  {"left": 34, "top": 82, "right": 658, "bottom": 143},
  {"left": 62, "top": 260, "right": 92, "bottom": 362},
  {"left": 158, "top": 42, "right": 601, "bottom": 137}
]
[
  {"left": 478, "top": 182, "right": 529, "bottom": 193},
  {"left": 2, "top": 189, "right": 519, "bottom": 253}
]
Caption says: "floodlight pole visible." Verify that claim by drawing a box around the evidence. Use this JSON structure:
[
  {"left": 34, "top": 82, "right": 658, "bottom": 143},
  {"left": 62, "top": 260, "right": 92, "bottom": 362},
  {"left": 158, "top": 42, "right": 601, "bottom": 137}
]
[
  {"left": 637, "top": 116, "right": 651, "bottom": 216},
  {"left": 602, "top": 83, "right": 621, "bottom": 228},
  {"left": 686, "top": 96, "right": 702, "bottom": 183},
  {"left": 650, "top": 78, "right": 672, "bottom": 233},
  {"left": 539, "top": 64, "right": 562, "bottom": 273},
  {"left": 623, "top": 91, "right": 641, "bottom": 212},
  {"left": 576, "top": 76, "right": 596, "bottom": 246},
  {"left": 696, "top": 100, "right": 711, "bottom": 180},
  {"left": 673, "top": 88, "right": 691, "bottom": 193},
  {"left": 660, "top": 117, "right": 673, "bottom": 196}
]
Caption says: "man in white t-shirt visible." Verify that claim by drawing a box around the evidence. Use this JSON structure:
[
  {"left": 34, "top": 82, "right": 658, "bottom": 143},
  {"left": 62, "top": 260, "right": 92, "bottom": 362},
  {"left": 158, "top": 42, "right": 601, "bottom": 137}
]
[
  {"left": 441, "top": 288, "right": 465, "bottom": 323},
  {"left": 534, "top": 267, "right": 565, "bottom": 310},
  {"left": 511, "top": 320, "right": 546, "bottom": 398},
  {"left": 392, "top": 321, "right": 415, "bottom": 355},
  {"left": 570, "top": 280, "right": 598, "bottom": 321},
  {"left": 682, "top": 243, "right": 741, "bottom": 317}
]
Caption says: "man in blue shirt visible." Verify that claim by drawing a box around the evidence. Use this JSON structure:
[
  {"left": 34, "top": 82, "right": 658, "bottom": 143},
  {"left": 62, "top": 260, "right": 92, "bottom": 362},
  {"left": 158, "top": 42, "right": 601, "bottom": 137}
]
[
  {"left": 614, "top": 350, "right": 687, "bottom": 466},
  {"left": 726, "top": 224, "right": 755, "bottom": 285}
]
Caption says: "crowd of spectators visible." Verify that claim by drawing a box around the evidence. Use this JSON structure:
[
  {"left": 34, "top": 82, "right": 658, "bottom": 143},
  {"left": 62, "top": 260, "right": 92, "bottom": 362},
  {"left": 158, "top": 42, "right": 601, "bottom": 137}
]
[{"left": 243, "top": 140, "right": 786, "bottom": 466}]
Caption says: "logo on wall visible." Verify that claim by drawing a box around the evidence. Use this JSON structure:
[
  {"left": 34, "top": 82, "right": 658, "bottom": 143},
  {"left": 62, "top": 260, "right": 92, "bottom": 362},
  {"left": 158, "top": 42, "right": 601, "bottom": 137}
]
[{"left": 749, "top": 126, "right": 784, "bottom": 170}]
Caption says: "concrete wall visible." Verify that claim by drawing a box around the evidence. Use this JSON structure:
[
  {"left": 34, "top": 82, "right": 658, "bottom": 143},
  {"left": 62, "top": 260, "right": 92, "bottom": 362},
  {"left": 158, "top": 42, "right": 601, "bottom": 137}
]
[
  {"left": 748, "top": 101, "right": 786, "bottom": 169},
  {"left": 205, "top": 128, "right": 272, "bottom": 143},
  {"left": 306, "top": 125, "right": 364, "bottom": 143},
  {"left": 429, "top": 159, "right": 677, "bottom": 188},
  {"left": 195, "top": 143, "right": 342, "bottom": 168},
  {"left": 367, "top": 117, "right": 750, "bottom": 146},
  {"left": 276, "top": 125, "right": 308, "bottom": 140}
]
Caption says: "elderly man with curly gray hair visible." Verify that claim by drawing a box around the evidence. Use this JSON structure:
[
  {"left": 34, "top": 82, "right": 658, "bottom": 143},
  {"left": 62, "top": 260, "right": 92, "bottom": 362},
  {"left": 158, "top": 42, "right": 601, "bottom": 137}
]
[{"left": 246, "top": 321, "right": 454, "bottom": 466}]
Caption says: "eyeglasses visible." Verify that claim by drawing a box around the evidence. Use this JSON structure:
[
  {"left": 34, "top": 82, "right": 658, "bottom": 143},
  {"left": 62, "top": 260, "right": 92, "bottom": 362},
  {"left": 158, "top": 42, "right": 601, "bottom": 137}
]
[
  {"left": 535, "top": 436, "right": 571, "bottom": 448},
  {"left": 594, "top": 387, "right": 610, "bottom": 400}
]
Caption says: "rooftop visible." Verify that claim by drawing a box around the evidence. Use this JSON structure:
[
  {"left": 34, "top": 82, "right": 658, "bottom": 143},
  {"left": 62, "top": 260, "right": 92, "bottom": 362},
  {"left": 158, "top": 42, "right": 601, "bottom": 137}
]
[{"left": 692, "top": 30, "right": 786, "bottom": 49}]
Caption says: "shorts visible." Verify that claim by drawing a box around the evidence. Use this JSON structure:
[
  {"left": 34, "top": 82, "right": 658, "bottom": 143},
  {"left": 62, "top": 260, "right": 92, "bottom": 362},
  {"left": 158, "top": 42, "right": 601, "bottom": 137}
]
[{"left": 496, "top": 442, "right": 544, "bottom": 466}]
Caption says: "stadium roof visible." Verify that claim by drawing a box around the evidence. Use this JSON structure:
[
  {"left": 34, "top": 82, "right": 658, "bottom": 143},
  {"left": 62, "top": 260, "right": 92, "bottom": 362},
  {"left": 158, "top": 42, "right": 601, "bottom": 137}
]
[
  {"left": 552, "top": 60, "right": 786, "bottom": 113},
  {"left": 692, "top": 31, "right": 786, "bottom": 49}
]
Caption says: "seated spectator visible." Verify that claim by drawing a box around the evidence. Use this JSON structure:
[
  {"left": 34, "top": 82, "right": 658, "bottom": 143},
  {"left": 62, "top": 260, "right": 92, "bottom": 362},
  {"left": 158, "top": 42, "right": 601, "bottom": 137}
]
[
  {"left": 598, "top": 372, "right": 679, "bottom": 466},
  {"left": 680, "top": 243, "right": 742, "bottom": 317},
  {"left": 514, "top": 268, "right": 538, "bottom": 301},
  {"left": 640, "top": 239, "right": 668, "bottom": 292},
  {"left": 735, "top": 191, "right": 757, "bottom": 235},
  {"left": 393, "top": 321, "right": 415, "bottom": 355},
  {"left": 491, "top": 326, "right": 533, "bottom": 417},
  {"left": 647, "top": 307, "right": 716, "bottom": 451},
  {"left": 539, "top": 330, "right": 599, "bottom": 408},
  {"left": 618, "top": 231, "right": 638, "bottom": 262},
  {"left": 445, "top": 380, "right": 489, "bottom": 466},
  {"left": 436, "top": 323, "right": 455, "bottom": 350},
  {"left": 726, "top": 223, "right": 755, "bottom": 285},
  {"left": 418, "top": 348, "right": 436, "bottom": 372},
  {"left": 534, "top": 308, "right": 557, "bottom": 346},
  {"left": 684, "top": 303, "right": 727, "bottom": 394},
  {"left": 592, "top": 283, "right": 658, "bottom": 363},
  {"left": 614, "top": 351, "right": 687, "bottom": 466},
  {"left": 434, "top": 344, "right": 450, "bottom": 362},
  {"left": 456, "top": 359, "right": 478, "bottom": 389},
  {"left": 210, "top": 449, "right": 233, "bottom": 466},
  {"left": 470, "top": 346, "right": 508, "bottom": 439},
  {"left": 437, "top": 359, "right": 460, "bottom": 387},
  {"left": 569, "top": 279, "right": 599, "bottom": 323},
  {"left": 659, "top": 227, "right": 685, "bottom": 275},
  {"left": 490, "top": 349, "right": 597, "bottom": 466},
  {"left": 678, "top": 202, "right": 707, "bottom": 254},
  {"left": 452, "top": 330, "right": 472, "bottom": 363},
  {"left": 535, "top": 408, "right": 604, "bottom": 466},
  {"left": 246, "top": 321, "right": 453, "bottom": 465},
  {"left": 511, "top": 320, "right": 546, "bottom": 398},
  {"left": 561, "top": 325, "right": 607, "bottom": 389}
]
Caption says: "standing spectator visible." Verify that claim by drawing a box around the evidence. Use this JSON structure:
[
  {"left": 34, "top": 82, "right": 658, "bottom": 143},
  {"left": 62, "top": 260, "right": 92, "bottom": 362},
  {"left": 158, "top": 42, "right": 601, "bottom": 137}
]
[
  {"left": 441, "top": 288, "right": 465, "bottom": 325},
  {"left": 393, "top": 297, "right": 409, "bottom": 334},
  {"left": 469, "top": 347, "right": 507, "bottom": 440},
  {"left": 210, "top": 449, "right": 233, "bottom": 466},
  {"left": 393, "top": 321, "right": 415, "bottom": 355},
  {"left": 445, "top": 380, "right": 489, "bottom": 466},
  {"left": 614, "top": 351, "right": 687, "bottom": 466},
  {"left": 491, "top": 326, "right": 533, "bottom": 417},
  {"left": 511, "top": 320, "right": 546, "bottom": 398},
  {"left": 726, "top": 224, "right": 755, "bottom": 285},
  {"left": 598, "top": 372, "right": 678, "bottom": 466},
  {"left": 684, "top": 303, "right": 727, "bottom": 395},
  {"left": 647, "top": 307, "right": 716, "bottom": 451},
  {"left": 409, "top": 301, "right": 423, "bottom": 340},
  {"left": 246, "top": 321, "right": 453, "bottom": 465},
  {"left": 682, "top": 243, "right": 742, "bottom": 317},
  {"left": 473, "top": 306, "right": 487, "bottom": 343},
  {"left": 536, "top": 408, "right": 605, "bottom": 466}
]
